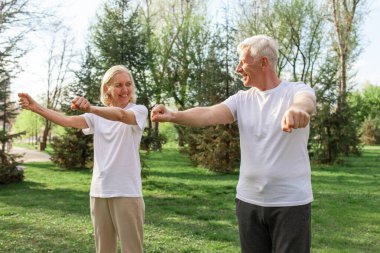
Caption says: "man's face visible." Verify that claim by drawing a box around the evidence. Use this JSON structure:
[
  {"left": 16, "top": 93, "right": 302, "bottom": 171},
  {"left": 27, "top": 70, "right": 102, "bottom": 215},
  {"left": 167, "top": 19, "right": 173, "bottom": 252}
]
[{"left": 235, "top": 48, "right": 261, "bottom": 87}]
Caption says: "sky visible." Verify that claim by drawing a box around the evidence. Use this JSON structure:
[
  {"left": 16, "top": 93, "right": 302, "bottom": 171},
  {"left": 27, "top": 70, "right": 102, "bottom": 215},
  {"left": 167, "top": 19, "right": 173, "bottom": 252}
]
[{"left": 10, "top": 0, "right": 380, "bottom": 99}]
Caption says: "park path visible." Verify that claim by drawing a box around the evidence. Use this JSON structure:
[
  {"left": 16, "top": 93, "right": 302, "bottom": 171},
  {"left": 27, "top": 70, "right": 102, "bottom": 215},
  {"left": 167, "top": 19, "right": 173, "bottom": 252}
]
[{"left": 10, "top": 146, "right": 51, "bottom": 163}]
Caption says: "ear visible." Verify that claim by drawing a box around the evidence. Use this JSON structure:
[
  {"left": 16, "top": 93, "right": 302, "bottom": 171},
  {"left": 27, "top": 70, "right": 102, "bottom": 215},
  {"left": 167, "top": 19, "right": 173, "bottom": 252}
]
[
  {"left": 261, "top": 57, "right": 269, "bottom": 68},
  {"left": 104, "top": 85, "right": 111, "bottom": 95}
]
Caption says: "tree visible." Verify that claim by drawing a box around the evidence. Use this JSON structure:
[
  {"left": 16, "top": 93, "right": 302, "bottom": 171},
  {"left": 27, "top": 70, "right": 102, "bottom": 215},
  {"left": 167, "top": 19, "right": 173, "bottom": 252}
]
[
  {"left": 91, "top": 0, "right": 166, "bottom": 150},
  {"left": 183, "top": 5, "right": 241, "bottom": 173},
  {"left": 0, "top": 0, "right": 39, "bottom": 183},
  {"left": 349, "top": 84, "right": 380, "bottom": 145},
  {"left": 236, "top": 0, "right": 364, "bottom": 163},
  {"left": 349, "top": 84, "right": 380, "bottom": 123},
  {"left": 330, "top": 0, "right": 364, "bottom": 108},
  {"left": 39, "top": 23, "right": 75, "bottom": 150},
  {"left": 309, "top": 55, "right": 360, "bottom": 163},
  {"left": 12, "top": 109, "right": 44, "bottom": 144},
  {"left": 49, "top": 46, "right": 99, "bottom": 170},
  {"left": 359, "top": 116, "right": 380, "bottom": 145},
  {"left": 237, "top": 0, "right": 328, "bottom": 87},
  {"left": 0, "top": 73, "right": 24, "bottom": 183}
]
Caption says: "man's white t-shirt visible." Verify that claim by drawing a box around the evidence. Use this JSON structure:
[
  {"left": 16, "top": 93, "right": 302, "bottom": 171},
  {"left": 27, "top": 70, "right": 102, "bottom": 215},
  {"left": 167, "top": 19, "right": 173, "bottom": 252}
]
[
  {"left": 81, "top": 103, "right": 147, "bottom": 198},
  {"left": 223, "top": 81, "right": 315, "bottom": 207}
]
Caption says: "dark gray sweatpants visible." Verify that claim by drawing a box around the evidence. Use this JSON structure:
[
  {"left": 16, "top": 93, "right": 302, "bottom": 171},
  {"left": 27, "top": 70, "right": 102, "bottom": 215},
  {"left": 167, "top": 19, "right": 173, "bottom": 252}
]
[{"left": 236, "top": 199, "right": 311, "bottom": 253}]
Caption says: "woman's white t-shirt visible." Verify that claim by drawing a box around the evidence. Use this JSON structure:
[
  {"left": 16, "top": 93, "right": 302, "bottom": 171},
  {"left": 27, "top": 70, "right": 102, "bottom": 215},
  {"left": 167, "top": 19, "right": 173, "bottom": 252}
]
[
  {"left": 223, "top": 81, "right": 315, "bottom": 207},
  {"left": 81, "top": 103, "right": 147, "bottom": 198}
]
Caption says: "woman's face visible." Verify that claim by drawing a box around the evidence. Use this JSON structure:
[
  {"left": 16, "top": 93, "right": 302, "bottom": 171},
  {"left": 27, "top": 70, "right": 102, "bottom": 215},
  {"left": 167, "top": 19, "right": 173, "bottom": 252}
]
[{"left": 106, "top": 72, "right": 134, "bottom": 108}]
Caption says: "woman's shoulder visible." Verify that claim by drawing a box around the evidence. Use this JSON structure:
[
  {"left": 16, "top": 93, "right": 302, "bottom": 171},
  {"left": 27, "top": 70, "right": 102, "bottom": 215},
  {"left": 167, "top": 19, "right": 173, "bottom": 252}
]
[{"left": 125, "top": 103, "right": 148, "bottom": 114}]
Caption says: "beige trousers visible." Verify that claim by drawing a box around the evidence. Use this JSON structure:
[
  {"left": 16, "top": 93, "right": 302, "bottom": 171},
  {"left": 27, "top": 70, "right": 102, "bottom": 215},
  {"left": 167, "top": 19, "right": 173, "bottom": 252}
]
[{"left": 90, "top": 197, "right": 144, "bottom": 253}]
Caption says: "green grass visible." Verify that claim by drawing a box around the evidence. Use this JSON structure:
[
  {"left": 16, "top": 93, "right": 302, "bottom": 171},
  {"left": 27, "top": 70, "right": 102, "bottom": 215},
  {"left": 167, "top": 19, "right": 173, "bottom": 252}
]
[
  {"left": 311, "top": 146, "right": 380, "bottom": 253},
  {"left": 0, "top": 146, "right": 379, "bottom": 252}
]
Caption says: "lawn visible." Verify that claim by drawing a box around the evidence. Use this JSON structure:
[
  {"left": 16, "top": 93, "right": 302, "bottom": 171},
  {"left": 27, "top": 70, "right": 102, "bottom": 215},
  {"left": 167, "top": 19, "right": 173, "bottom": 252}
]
[{"left": 0, "top": 146, "right": 379, "bottom": 252}]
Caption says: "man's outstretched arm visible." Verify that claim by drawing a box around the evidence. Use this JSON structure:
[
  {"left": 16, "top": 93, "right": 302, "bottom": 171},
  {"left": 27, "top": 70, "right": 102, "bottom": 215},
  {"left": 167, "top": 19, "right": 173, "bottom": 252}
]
[
  {"left": 281, "top": 92, "right": 316, "bottom": 133},
  {"left": 151, "top": 103, "right": 234, "bottom": 127}
]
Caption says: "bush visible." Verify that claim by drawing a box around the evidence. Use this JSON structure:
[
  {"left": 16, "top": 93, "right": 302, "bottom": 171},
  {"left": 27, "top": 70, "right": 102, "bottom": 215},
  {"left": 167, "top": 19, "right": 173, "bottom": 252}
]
[
  {"left": 360, "top": 116, "right": 380, "bottom": 145},
  {"left": 140, "top": 133, "right": 167, "bottom": 152},
  {"left": 50, "top": 128, "right": 93, "bottom": 170},
  {"left": 184, "top": 124, "right": 240, "bottom": 173},
  {"left": 0, "top": 151, "right": 24, "bottom": 184}
]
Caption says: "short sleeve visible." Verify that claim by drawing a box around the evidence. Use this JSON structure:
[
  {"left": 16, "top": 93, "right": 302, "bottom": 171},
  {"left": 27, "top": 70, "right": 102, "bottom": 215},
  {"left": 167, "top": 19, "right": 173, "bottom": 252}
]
[
  {"left": 128, "top": 105, "right": 148, "bottom": 131},
  {"left": 81, "top": 113, "right": 94, "bottom": 135},
  {"left": 293, "top": 82, "right": 315, "bottom": 97},
  {"left": 222, "top": 93, "right": 238, "bottom": 121}
]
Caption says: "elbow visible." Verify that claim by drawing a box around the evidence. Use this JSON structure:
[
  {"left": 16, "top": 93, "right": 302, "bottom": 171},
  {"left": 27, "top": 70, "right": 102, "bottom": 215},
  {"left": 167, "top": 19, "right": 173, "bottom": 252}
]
[
  {"left": 310, "top": 97, "right": 317, "bottom": 115},
  {"left": 119, "top": 110, "right": 135, "bottom": 124}
]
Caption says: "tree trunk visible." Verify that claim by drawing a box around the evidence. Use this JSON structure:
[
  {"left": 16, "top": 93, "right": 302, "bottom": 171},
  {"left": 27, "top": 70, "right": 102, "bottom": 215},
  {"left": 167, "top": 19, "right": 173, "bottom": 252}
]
[{"left": 40, "top": 119, "right": 51, "bottom": 151}]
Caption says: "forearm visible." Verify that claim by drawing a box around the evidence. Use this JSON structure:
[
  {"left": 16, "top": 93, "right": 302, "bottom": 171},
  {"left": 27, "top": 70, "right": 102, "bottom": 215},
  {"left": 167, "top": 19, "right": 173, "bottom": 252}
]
[
  {"left": 33, "top": 105, "right": 74, "bottom": 128},
  {"left": 171, "top": 107, "right": 210, "bottom": 127},
  {"left": 88, "top": 106, "right": 137, "bottom": 125},
  {"left": 172, "top": 106, "right": 231, "bottom": 127}
]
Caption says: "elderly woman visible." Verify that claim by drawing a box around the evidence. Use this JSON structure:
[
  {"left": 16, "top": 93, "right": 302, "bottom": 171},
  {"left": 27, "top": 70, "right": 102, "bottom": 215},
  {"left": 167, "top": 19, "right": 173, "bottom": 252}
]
[{"left": 18, "top": 65, "right": 147, "bottom": 253}]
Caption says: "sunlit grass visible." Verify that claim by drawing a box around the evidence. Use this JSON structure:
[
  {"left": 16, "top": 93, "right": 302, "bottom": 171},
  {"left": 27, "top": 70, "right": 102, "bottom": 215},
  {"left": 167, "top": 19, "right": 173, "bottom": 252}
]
[{"left": 0, "top": 146, "right": 379, "bottom": 252}]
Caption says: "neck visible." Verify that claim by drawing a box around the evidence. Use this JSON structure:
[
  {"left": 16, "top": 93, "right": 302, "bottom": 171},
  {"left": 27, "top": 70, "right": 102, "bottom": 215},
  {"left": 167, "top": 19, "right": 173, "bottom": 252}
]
[{"left": 254, "top": 71, "right": 281, "bottom": 91}]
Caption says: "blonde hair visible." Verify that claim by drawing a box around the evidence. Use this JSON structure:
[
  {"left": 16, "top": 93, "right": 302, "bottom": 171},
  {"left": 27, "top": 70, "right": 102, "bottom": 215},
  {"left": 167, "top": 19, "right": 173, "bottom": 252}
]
[
  {"left": 237, "top": 35, "right": 278, "bottom": 67},
  {"left": 100, "top": 65, "right": 137, "bottom": 106}
]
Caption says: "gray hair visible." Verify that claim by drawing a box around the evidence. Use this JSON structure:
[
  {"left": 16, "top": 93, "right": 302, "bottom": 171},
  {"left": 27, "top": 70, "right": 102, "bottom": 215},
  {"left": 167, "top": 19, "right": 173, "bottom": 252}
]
[
  {"left": 100, "top": 65, "right": 137, "bottom": 106},
  {"left": 237, "top": 35, "right": 278, "bottom": 67}
]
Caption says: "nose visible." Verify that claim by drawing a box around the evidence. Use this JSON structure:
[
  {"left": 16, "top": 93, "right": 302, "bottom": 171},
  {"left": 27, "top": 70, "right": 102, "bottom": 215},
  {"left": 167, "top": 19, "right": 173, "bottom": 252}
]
[{"left": 235, "top": 61, "right": 242, "bottom": 74}]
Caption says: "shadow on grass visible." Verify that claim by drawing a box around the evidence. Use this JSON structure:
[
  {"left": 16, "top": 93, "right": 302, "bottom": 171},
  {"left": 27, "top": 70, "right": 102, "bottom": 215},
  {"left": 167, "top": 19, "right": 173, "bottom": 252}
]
[
  {"left": 0, "top": 218, "right": 94, "bottom": 253},
  {"left": 0, "top": 181, "right": 90, "bottom": 216},
  {"left": 0, "top": 162, "right": 91, "bottom": 216}
]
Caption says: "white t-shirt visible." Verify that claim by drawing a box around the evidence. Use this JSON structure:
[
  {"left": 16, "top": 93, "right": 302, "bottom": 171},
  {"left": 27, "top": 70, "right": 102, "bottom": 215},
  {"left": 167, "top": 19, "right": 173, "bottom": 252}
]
[
  {"left": 81, "top": 103, "right": 148, "bottom": 198},
  {"left": 223, "top": 81, "right": 315, "bottom": 207}
]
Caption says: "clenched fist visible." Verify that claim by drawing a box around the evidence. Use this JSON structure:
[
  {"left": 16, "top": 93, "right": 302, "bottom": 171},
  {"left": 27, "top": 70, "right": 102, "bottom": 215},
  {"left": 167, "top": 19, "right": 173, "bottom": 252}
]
[
  {"left": 151, "top": 104, "right": 173, "bottom": 122},
  {"left": 281, "top": 107, "right": 310, "bottom": 133}
]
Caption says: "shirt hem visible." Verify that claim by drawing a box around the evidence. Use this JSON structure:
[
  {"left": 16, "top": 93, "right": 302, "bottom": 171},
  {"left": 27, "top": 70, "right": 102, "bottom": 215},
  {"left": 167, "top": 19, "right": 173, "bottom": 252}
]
[
  {"left": 236, "top": 194, "right": 313, "bottom": 207},
  {"left": 90, "top": 193, "right": 143, "bottom": 198}
]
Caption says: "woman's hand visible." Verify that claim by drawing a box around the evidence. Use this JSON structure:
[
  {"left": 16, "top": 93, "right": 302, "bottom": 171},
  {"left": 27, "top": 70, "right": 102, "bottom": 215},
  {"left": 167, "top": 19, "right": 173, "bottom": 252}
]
[
  {"left": 71, "top": 96, "right": 92, "bottom": 113},
  {"left": 18, "top": 93, "right": 39, "bottom": 112}
]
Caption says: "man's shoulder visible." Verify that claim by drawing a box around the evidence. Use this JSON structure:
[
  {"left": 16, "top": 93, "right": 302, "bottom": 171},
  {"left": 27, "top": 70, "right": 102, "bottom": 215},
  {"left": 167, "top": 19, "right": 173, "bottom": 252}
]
[{"left": 233, "top": 88, "right": 254, "bottom": 97}]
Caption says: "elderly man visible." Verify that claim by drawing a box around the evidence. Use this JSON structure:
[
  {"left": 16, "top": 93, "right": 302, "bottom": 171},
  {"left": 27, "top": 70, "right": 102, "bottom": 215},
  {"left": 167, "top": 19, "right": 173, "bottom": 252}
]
[{"left": 151, "top": 35, "right": 316, "bottom": 253}]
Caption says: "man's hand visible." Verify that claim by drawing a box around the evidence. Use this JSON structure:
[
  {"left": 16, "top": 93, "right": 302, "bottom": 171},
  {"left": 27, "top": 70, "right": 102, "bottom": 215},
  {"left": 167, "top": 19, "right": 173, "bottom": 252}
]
[
  {"left": 18, "top": 93, "right": 39, "bottom": 111},
  {"left": 151, "top": 104, "right": 174, "bottom": 122},
  {"left": 71, "top": 96, "right": 92, "bottom": 113},
  {"left": 281, "top": 107, "right": 310, "bottom": 133}
]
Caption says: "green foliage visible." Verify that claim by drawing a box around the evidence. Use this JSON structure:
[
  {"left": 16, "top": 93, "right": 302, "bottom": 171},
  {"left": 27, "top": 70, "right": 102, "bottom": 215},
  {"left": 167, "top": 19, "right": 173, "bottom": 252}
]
[
  {"left": 0, "top": 75, "right": 25, "bottom": 183},
  {"left": 92, "top": 0, "right": 152, "bottom": 106},
  {"left": 157, "top": 122, "right": 177, "bottom": 143},
  {"left": 359, "top": 116, "right": 380, "bottom": 145},
  {"left": 0, "top": 150, "right": 24, "bottom": 184},
  {"left": 237, "top": 0, "right": 328, "bottom": 85},
  {"left": 310, "top": 56, "right": 361, "bottom": 163},
  {"left": 12, "top": 110, "right": 44, "bottom": 138},
  {"left": 178, "top": 20, "right": 241, "bottom": 173},
  {"left": 49, "top": 46, "right": 98, "bottom": 170},
  {"left": 349, "top": 84, "right": 380, "bottom": 123},
  {"left": 0, "top": 0, "right": 34, "bottom": 183},
  {"left": 50, "top": 128, "right": 93, "bottom": 170},
  {"left": 184, "top": 124, "right": 240, "bottom": 173}
]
